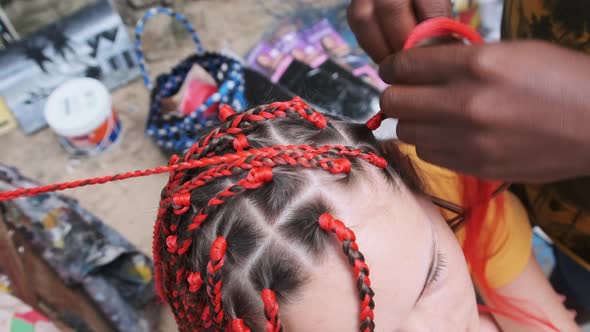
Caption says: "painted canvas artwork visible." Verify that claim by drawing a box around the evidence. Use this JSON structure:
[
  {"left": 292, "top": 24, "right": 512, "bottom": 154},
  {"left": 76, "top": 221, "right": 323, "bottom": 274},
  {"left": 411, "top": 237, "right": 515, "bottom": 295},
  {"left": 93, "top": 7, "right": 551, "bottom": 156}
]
[{"left": 0, "top": 0, "right": 139, "bottom": 134}]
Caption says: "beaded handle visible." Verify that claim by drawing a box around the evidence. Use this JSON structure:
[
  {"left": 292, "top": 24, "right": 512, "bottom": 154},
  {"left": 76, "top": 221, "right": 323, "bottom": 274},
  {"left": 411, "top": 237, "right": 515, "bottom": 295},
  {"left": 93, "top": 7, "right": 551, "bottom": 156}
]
[{"left": 134, "top": 7, "right": 205, "bottom": 89}]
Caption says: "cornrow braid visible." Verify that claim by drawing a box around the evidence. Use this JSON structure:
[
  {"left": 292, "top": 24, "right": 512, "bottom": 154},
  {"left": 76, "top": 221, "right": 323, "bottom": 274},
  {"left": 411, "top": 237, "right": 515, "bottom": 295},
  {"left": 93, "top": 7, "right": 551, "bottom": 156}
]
[
  {"left": 187, "top": 272, "right": 204, "bottom": 293},
  {"left": 154, "top": 154, "right": 190, "bottom": 301},
  {"left": 185, "top": 97, "right": 326, "bottom": 161},
  {"left": 165, "top": 147, "right": 383, "bottom": 234},
  {"left": 201, "top": 305, "right": 212, "bottom": 329},
  {"left": 207, "top": 236, "right": 228, "bottom": 327},
  {"left": 319, "top": 213, "right": 375, "bottom": 332},
  {"left": 261, "top": 289, "right": 282, "bottom": 332},
  {"left": 231, "top": 318, "right": 252, "bottom": 332},
  {"left": 171, "top": 144, "right": 383, "bottom": 204},
  {"left": 185, "top": 166, "right": 274, "bottom": 231},
  {"left": 154, "top": 142, "right": 381, "bottom": 303}
]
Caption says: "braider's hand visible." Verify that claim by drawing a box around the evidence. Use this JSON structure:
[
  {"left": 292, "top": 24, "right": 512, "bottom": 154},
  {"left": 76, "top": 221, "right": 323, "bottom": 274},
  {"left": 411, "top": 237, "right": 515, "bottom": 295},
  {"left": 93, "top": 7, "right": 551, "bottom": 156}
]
[
  {"left": 379, "top": 41, "right": 590, "bottom": 183},
  {"left": 347, "top": 0, "right": 452, "bottom": 62}
]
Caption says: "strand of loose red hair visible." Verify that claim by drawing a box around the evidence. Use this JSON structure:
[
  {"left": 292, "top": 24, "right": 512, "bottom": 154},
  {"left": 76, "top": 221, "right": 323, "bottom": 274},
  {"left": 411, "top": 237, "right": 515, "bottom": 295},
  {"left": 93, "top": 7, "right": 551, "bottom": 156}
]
[{"left": 464, "top": 177, "right": 558, "bottom": 331}]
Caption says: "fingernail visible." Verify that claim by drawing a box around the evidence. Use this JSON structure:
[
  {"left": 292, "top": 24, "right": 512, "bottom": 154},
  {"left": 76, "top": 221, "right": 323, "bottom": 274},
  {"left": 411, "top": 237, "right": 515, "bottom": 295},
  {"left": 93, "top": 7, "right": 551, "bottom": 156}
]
[{"left": 378, "top": 60, "right": 395, "bottom": 84}]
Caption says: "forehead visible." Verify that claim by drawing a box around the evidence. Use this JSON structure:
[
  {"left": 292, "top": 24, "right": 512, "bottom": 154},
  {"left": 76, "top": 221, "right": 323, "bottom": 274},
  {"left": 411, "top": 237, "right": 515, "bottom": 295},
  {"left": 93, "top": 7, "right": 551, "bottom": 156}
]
[{"left": 281, "top": 171, "right": 436, "bottom": 331}]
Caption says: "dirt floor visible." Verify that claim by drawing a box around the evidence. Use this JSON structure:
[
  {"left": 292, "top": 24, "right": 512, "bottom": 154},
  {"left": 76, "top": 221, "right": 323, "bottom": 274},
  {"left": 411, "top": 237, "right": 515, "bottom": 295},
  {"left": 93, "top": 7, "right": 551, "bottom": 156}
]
[{"left": 0, "top": 1, "right": 341, "bottom": 330}]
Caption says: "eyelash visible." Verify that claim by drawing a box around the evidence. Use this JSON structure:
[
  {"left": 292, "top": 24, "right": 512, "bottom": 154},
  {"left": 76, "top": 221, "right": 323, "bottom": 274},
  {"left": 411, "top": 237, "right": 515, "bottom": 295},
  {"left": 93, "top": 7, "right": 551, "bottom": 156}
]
[{"left": 427, "top": 252, "right": 447, "bottom": 286}]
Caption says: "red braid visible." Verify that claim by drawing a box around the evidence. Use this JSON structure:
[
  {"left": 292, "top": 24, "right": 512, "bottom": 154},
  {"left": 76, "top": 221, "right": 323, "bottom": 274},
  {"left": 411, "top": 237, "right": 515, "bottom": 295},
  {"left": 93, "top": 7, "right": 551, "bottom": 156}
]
[
  {"left": 319, "top": 213, "right": 375, "bottom": 332},
  {"left": 186, "top": 167, "right": 273, "bottom": 231},
  {"left": 201, "top": 305, "right": 212, "bottom": 329},
  {"left": 230, "top": 318, "right": 251, "bottom": 332},
  {"left": 184, "top": 96, "right": 326, "bottom": 161},
  {"left": 462, "top": 178, "right": 558, "bottom": 330},
  {"left": 187, "top": 272, "right": 204, "bottom": 293},
  {"left": 207, "top": 236, "right": 228, "bottom": 327},
  {"left": 261, "top": 289, "right": 282, "bottom": 332}
]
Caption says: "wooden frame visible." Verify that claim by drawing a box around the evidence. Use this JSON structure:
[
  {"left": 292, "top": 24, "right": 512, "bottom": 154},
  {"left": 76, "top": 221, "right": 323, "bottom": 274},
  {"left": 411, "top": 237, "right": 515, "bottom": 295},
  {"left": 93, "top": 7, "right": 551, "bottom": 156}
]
[{"left": 0, "top": 214, "right": 115, "bottom": 332}]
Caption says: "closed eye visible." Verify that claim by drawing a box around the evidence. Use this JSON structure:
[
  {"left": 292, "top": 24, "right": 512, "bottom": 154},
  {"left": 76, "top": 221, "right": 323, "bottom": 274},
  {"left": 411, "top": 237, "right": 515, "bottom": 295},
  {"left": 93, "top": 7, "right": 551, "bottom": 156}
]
[{"left": 426, "top": 252, "right": 446, "bottom": 287}]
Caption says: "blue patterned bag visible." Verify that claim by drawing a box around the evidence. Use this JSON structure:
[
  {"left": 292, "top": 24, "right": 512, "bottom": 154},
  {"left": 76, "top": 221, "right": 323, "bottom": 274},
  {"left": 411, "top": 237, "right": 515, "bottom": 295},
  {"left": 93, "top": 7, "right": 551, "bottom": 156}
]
[{"left": 135, "top": 7, "right": 246, "bottom": 153}]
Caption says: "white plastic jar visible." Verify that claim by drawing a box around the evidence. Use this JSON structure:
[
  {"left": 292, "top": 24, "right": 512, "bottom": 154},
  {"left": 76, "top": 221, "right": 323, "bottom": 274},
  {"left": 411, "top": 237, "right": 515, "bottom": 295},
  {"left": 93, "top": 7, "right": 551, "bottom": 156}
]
[{"left": 44, "top": 78, "right": 122, "bottom": 156}]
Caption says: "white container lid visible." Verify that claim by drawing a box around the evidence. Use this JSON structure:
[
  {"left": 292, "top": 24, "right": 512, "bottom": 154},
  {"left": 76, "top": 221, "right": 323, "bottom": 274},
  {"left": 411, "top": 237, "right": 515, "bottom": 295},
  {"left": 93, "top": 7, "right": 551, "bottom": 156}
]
[{"left": 44, "top": 77, "right": 112, "bottom": 137}]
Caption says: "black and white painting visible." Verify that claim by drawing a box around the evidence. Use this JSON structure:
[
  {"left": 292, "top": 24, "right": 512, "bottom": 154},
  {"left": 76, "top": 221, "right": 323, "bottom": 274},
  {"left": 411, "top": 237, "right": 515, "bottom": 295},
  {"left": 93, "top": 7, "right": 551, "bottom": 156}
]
[
  {"left": 0, "top": 7, "right": 18, "bottom": 48},
  {"left": 0, "top": 0, "right": 139, "bottom": 134}
]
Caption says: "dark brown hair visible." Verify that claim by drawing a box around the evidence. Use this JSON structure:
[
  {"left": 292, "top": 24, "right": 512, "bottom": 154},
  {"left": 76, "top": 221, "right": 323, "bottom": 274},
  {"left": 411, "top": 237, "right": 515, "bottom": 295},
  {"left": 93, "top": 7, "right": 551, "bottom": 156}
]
[{"left": 153, "top": 98, "right": 413, "bottom": 331}]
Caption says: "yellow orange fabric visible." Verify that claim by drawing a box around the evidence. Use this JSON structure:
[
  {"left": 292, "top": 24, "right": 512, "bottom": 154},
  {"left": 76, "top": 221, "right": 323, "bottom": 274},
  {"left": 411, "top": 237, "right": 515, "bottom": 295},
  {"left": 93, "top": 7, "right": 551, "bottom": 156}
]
[{"left": 397, "top": 142, "right": 532, "bottom": 288}]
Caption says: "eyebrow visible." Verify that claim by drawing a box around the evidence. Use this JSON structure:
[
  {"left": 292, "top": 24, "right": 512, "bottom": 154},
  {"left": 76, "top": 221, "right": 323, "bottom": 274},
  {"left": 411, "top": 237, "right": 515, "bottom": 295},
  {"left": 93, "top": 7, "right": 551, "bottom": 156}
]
[{"left": 414, "top": 227, "right": 436, "bottom": 305}]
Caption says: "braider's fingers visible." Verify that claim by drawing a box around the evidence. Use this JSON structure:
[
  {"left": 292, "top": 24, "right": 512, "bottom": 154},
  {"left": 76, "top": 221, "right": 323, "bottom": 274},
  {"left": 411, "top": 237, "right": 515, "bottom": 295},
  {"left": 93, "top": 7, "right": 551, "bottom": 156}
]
[
  {"left": 414, "top": 0, "right": 452, "bottom": 21},
  {"left": 378, "top": 43, "right": 479, "bottom": 84},
  {"left": 380, "top": 85, "right": 468, "bottom": 122},
  {"left": 414, "top": 145, "right": 472, "bottom": 174},
  {"left": 348, "top": 0, "right": 392, "bottom": 63},
  {"left": 374, "top": 0, "right": 417, "bottom": 55},
  {"left": 396, "top": 120, "right": 465, "bottom": 150}
]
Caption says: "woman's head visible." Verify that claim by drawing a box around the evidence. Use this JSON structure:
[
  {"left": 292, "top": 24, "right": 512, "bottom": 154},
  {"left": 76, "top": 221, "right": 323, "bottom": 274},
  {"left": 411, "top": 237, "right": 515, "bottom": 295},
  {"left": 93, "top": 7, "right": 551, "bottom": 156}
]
[{"left": 153, "top": 97, "right": 480, "bottom": 331}]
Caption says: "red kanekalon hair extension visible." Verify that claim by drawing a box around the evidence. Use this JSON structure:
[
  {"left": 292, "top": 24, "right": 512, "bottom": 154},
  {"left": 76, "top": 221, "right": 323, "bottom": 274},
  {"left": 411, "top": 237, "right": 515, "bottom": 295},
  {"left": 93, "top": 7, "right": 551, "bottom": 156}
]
[
  {"left": 231, "top": 318, "right": 252, "bottom": 332},
  {"left": 261, "top": 289, "right": 282, "bottom": 332},
  {"left": 207, "top": 236, "right": 228, "bottom": 327},
  {"left": 187, "top": 272, "right": 204, "bottom": 293},
  {"left": 184, "top": 96, "right": 327, "bottom": 162},
  {"left": 367, "top": 17, "right": 558, "bottom": 331},
  {"left": 201, "top": 305, "right": 212, "bottom": 329},
  {"left": 186, "top": 167, "right": 273, "bottom": 231},
  {"left": 463, "top": 178, "right": 558, "bottom": 331},
  {"left": 366, "top": 17, "right": 483, "bottom": 131},
  {"left": 319, "top": 213, "right": 375, "bottom": 332}
]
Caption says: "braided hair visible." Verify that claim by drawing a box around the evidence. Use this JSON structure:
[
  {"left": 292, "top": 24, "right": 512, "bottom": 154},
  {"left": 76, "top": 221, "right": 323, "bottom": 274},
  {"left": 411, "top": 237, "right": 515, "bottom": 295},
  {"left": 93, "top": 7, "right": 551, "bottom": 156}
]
[
  {"left": 0, "top": 96, "right": 554, "bottom": 330},
  {"left": 153, "top": 96, "right": 555, "bottom": 331},
  {"left": 0, "top": 15, "right": 558, "bottom": 331},
  {"left": 153, "top": 97, "right": 399, "bottom": 331}
]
